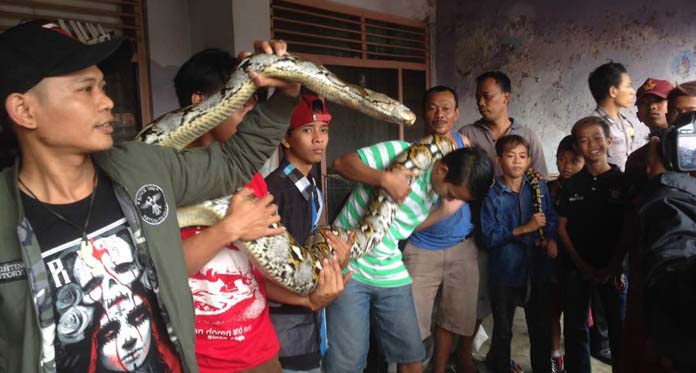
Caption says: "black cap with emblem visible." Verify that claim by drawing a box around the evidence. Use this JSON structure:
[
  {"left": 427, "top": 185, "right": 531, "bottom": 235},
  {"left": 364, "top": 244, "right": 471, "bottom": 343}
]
[{"left": 0, "top": 19, "right": 124, "bottom": 123}]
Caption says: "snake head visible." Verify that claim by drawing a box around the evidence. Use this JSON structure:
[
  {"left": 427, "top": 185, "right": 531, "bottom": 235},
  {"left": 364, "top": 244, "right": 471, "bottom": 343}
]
[{"left": 394, "top": 105, "right": 417, "bottom": 126}]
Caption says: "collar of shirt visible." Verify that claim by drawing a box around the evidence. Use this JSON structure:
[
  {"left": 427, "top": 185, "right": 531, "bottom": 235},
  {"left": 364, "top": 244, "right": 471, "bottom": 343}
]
[
  {"left": 493, "top": 174, "right": 530, "bottom": 195},
  {"left": 657, "top": 171, "right": 696, "bottom": 196},
  {"left": 576, "top": 164, "right": 622, "bottom": 181},
  {"left": 474, "top": 117, "right": 521, "bottom": 133},
  {"left": 279, "top": 158, "right": 317, "bottom": 202},
  {"left": 593, "top": 106, "right": 630, "bottom": 126}
]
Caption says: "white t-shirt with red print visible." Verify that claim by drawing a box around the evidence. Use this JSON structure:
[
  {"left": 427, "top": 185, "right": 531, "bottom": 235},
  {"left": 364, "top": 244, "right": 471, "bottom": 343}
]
[{"left": 181, "top": 173, "right": 279, "bottom": 373}]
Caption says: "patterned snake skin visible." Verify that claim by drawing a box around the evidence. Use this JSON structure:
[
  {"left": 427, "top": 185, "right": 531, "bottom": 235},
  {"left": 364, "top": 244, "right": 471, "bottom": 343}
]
[{"left": 137, "top": 53, "right": 453, "bottom": 294}]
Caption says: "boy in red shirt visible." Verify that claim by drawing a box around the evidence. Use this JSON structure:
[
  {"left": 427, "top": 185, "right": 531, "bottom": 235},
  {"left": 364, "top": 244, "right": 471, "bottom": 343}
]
[{"left": 175, "top": 47, "right": 350, "bottom": 373}]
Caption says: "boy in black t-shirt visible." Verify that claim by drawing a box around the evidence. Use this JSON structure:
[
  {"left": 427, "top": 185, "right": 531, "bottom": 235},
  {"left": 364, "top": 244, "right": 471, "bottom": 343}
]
[
  {"left": 547, "top": 135, "right": 585, "bottom": 372},
  {"left": 558, "top": 116, "right": 627, "bottom": 373}
]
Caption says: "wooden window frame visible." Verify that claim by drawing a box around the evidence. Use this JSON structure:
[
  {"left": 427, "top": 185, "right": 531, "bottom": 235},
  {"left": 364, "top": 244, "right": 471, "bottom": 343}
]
[
  {"left": 271, "top": 0, "right": 431, "bottom": 224},
  {"left": 0, "top": 0, "right": 152, "bottom": 125}
]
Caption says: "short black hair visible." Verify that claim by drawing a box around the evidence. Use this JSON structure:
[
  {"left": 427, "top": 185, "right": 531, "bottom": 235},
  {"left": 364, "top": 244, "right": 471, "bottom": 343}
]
[
  {"left": 174, "top": 48, "right": 236, "bottom": 107},
  {"left": 571, "top": 116, "right": 611, "bottom": 139},
  {"left": 422, "top": 85, "right": 459, "bottom": 112},
  {"left": 441, "top": 146, "right": 494, "bottom": 201},
  {"left": 476, "top": 71, "right": 511, "bottom": 93},
  {"left": 588, "top": 62, "right": 627, "bottom": 103},
  {"left": 556, "top": 135, "right": 578, "bottom": 156},
  {"left": 495, "top": 135, "right": 530, "bottom": 157}
]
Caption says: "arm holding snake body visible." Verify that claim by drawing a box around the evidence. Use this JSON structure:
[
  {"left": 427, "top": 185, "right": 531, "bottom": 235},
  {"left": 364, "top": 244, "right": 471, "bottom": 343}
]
[
  {"left": 183, "top": 189, "right": 282, "bottom": 275},
  {"left": 333, "top": 151, "right": 416, "bottom": 203}
]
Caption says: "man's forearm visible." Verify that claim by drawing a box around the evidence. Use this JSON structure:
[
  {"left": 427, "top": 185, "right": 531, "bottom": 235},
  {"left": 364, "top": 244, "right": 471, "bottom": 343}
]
[
  {"left": 558, "top": 222, "right": 587, "bottom": 271},
  {"left": 265, "top": 278, "right": 313, "bottom": 309},
  {"left": 183, "top": 226, "right": 238, "bottom": 275},
  {"left": 333, "top": 152, "right": 383, "bottom": 187}
]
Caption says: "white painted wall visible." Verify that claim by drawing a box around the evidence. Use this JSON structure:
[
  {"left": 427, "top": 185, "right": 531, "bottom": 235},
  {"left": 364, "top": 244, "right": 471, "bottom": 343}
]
[
  {"left": 146, "top": 0, "right": 192, "bottom": 117},
  {"left": 190, "top": 0, "right": 235, "bottom": 54},
  {"left": 231, "top": 1, "right": 271, "bottom": 55}
]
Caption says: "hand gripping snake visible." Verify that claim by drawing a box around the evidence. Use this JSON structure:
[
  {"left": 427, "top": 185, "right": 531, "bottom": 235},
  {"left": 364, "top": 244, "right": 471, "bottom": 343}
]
[{"left": 136, "top": 53, "right": 455, "bottom": 294}]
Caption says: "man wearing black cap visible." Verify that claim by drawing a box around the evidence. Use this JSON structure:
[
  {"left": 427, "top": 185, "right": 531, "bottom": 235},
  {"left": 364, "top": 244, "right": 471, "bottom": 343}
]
[{"left": 0, "top": 19, "right": 299, "bottom": 372}]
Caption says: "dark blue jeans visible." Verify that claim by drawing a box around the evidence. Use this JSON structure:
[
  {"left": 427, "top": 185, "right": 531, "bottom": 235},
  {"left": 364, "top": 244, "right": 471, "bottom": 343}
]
[
  {"left": 489, "top": 279, "right": 551, "bottom": 373},
  {"left": 563, "top": 269, "right": 626, "bottom": 373}
]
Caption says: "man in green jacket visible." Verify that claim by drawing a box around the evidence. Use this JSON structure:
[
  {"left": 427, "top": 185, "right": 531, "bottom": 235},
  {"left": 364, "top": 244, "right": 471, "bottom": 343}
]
[{"left": 0, "top": 20, "right": 299, "bottom": 373}]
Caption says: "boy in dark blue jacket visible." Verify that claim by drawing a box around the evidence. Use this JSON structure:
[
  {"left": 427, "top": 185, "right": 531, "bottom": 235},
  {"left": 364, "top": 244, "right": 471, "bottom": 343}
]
[{"left": 481, "top": 135, "right": 558, "bottom": 373}]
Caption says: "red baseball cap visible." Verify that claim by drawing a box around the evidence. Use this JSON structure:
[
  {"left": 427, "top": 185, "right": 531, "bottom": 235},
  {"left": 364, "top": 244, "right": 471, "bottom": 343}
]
[
  {"left": 636, "top": 78, "right": 674, "bottom": 101},
  {"left": 290, "top": 94, "right": 332, "bottom": 129}
]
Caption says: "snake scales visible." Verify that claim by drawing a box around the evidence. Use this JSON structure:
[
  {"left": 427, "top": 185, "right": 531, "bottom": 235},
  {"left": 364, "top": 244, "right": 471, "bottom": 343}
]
[{"left": 137, "top": 53, "right": 454, "bottom": 294}]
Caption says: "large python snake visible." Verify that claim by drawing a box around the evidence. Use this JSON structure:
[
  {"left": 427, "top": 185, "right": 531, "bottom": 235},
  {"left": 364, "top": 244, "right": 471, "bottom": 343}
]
[
  {"left": 137, "top": 53, "right": 453, "bottom": 294},
  {"left": 137, "top": 54, "right": 416, "bottom": 148}
]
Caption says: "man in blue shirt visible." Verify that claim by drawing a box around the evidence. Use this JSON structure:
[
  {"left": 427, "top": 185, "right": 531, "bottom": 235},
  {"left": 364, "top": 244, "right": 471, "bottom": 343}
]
[{"left": 403, "top": 86, "right": 479, "bottom": 373}]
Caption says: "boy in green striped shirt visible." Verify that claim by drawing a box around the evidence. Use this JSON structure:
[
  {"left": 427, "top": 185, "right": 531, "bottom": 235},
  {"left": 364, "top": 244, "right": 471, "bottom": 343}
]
[{"left": 324, "top": 140, "right": 494, "bottom": 373}]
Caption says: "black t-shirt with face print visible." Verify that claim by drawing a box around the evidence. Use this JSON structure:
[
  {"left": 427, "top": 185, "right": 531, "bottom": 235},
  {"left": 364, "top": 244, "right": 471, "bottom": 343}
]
[{"left": 21, "top": 172, "right": 181, "bottom": 372}]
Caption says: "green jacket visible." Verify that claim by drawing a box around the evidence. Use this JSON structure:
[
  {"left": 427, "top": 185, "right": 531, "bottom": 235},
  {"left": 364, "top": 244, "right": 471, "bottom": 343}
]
[{"left": 0, "top": 94, "right": 298, "bottom": 373}]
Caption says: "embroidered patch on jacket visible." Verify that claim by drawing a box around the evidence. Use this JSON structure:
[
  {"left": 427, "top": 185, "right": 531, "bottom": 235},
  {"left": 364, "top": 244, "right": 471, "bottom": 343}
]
[
  {"left": 135, "top": 184, "right": 169, "bottom": 225},
  {"left": 0, "top": 260, "right": 26, "bottom": 283}
]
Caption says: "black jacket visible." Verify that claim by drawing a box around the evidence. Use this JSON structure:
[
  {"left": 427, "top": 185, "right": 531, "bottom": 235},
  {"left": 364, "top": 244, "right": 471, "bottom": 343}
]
[{"left": 639, "top": 171, "right": 696, "bottom": 370}]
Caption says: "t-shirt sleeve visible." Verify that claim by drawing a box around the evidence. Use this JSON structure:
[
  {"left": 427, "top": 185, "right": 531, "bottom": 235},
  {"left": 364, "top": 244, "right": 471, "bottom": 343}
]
[
  {"left": 525, "top": 129, "right": 549, "bottom": 178},
  {"left": 557, "top": 181, "right": 570, "bottom": 218},
  {"left": 247, "top": 173, "right": 268, "bottom": 198},
  {"left": 357, "top": 140, "right": 411, "bottom": 170}
]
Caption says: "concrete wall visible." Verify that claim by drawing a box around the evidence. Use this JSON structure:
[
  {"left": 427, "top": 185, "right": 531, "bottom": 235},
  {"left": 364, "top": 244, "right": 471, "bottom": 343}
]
[
  {"left": 190, "top": 0, "right": 235, "bottom": 54},
  {"left": 146, "top": 0, "right": 192, "bottom": 117},
  {"left": 436, "top": 0, "right": 696, "bottom": 171},
  {"left": 231, "top": 1, "right": 271, "bottom": 55},
  {"left": 147, "top": 0, "right": 236, "bottom": 117}
]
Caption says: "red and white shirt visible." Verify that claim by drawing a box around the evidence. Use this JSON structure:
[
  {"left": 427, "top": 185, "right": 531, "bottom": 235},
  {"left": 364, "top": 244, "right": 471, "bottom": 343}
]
[{"left": 181, "top": 173, "right": 279, "bottom": 372}]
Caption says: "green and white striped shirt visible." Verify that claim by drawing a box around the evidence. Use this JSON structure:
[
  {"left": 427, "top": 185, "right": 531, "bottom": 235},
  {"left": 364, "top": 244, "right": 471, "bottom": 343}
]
[{"left": 333, "top": 140, "right": 440, "bottom": 287}]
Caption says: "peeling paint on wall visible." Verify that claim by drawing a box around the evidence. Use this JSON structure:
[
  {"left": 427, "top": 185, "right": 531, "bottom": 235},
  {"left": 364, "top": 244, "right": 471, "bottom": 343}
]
[{"left": 436, "top": 0, "right": 696, "bottom": 171}]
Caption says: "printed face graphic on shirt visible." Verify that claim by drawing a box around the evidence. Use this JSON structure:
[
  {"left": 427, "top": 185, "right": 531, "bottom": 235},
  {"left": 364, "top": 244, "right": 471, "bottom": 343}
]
[
  {"left": 42, "top": 219, "right": 176, "bottom": 372},
  {"left": 73, "top": 235, "right": 140, "bottom": 305},
  {"left": 98, "top": 293, "right": 152, "bottom": 371}
]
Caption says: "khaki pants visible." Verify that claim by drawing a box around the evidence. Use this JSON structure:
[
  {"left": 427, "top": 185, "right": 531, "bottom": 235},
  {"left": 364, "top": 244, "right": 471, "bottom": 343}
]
[{"left": 403, "top": 238, "right": 479, "bottom": 339}]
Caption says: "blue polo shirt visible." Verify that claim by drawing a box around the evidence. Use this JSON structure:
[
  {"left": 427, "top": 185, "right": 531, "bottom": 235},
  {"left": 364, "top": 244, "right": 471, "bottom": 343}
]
[{"left": 407, "top": 132, "right": 474, "bottom": 250}]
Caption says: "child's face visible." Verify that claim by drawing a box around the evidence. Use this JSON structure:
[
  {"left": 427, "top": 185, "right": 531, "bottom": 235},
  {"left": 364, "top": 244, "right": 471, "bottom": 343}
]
[
  {"left": 575, "top": 124, "right": 612, "bottom": 162},
  {"left": 283, "top": 121, "right": 329, "bottom": 165},
  {"left": 497, "top": 144, "right": 531, "bottom": 178},
  {"left": 556, "top": 149, "right": 584, "bottom": 180}
]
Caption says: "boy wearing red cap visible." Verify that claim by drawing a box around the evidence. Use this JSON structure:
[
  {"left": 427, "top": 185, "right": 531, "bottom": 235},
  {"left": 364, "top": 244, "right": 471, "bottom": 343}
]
[
  {"left": 625, "top": 78, "right": 674, "bottom": 192},
  {"left": 265, "top": 94, "right": 345, "bottom": 373}
]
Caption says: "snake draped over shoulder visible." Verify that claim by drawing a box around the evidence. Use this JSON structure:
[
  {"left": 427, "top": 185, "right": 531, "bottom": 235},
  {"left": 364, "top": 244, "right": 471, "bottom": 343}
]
[{"left": 136, "top": 53, "right": 450, "bottom": 294}]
